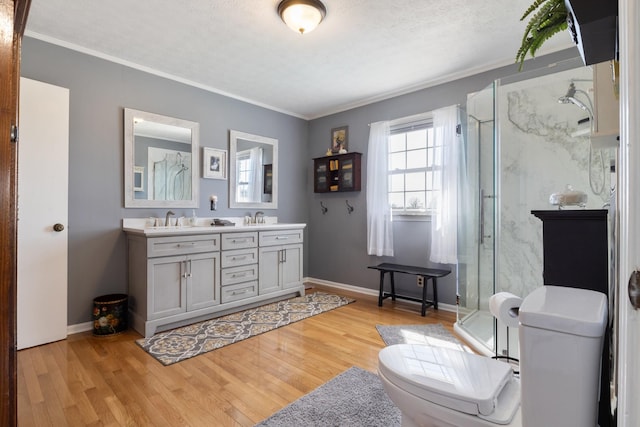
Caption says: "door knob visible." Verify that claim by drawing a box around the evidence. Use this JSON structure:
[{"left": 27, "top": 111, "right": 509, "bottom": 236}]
[
  {"left": 53, "top": 223, "right": 65, "bottom": 232},
  {"left": 629, "top": 270, "right": 640, "bottom": 310}
]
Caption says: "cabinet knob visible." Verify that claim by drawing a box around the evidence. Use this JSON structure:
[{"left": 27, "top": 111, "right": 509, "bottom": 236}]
[{"left": 53, "top": 223, "right": 65, "bottom": 232}]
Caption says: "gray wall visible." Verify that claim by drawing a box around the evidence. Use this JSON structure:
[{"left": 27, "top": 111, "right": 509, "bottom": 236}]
[
  {"left": 22, "top": 35, "right": 579, "bottom": 326},
  {"left": 306, "top": 48, "right": 581, "bottom": 306},
  {"left": 21, "top": 37, "right": 309, "bottom": 326}
]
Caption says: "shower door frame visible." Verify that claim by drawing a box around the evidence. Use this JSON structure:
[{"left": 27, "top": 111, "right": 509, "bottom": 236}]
[{"left": 455, "top": 80, "right": 498, "bottom": 357}]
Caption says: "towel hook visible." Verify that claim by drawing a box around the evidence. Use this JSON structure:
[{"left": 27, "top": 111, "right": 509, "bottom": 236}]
[
  {"left": 345, "top": 200, "right": 354, "bottom": 214},
  {"left": 320, "top": 201, "right": 328, "bottom": 215}
]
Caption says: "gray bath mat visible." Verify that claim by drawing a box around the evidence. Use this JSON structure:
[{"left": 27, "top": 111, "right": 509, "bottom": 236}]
[
  {"left": 376, "top": 323, "right": 473, "bottom": 352},
  {"left": 255, "top": 367, "right": 400, "bottom": 427}
]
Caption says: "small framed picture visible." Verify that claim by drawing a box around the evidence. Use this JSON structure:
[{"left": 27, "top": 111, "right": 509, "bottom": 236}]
[
  {"left": 203, "top": 147, "right": 227, "bottom": 180},
  {"left": 133, "top": 166, "right": 144, "bottom": 191},
  {"left": 331, "top": 126, "right": 348, "bottom": 153}
]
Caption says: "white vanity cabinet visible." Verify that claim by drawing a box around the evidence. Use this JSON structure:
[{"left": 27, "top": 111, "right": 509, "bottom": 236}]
[
  {"left": 147, "top": 252, "right": 220, "bottom": 318},
  {"left": 258, "top": 229, "right": 304, "bottom": 294},
  {"left": 220, "top": 232, "right": 259, "bottom": 303},
  {"left": 124, "top": 221, "right": 306, "bottom": 338},
  {"left": 128, "top": 233, "right": 221, "bottom": 336}
]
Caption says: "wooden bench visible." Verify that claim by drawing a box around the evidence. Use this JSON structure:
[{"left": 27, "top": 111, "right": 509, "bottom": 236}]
[{"left": 368, "top": 263, "right": 451, "bottom": 316}]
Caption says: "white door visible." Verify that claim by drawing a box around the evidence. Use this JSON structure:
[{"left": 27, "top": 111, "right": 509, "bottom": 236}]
[
  {"left": 617, "top": 1, "right": 640, "bottom": 425},
  {"left": 17, "top": 77, "right": 69, "bottom": 350}
]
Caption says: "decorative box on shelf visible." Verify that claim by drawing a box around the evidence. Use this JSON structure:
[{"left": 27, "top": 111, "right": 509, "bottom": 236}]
[{"left": 313, "top": 152, "right": 361, "bottom": 193}]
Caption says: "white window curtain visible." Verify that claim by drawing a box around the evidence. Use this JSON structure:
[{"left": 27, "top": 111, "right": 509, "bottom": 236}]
[
  {"left": 366, "top": 121, "right": 394, "bottom": 256},
  {"left": 248, "top": 147, "right": 263, "bottom": 203},
  {"left": 430, "top": 105, "right": 463, "bottom": 264}
]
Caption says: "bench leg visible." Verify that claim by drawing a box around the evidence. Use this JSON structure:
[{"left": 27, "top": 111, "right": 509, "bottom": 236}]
[
  {"left": 432, "top": 277, "right": 439, "bottom": 310},
  {"left": 421, "top": 276, "right": 428, "bottom": 316},
  {"left": 390, "top": 272, "right": 396, "bottom": 301},
  {"left": 378, "top": 271, "right": 385, "bottom": 307}
]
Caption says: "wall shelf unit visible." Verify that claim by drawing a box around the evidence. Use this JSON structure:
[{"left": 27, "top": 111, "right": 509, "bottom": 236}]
[{"left": 313, "top": 152, "right": 362, "bottom": 193}]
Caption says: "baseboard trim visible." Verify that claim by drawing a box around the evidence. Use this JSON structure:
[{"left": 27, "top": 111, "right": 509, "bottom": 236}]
[
  {"left": 304, "top": 276, "right": 457, "bottom": 313},
  {"left": 68, "top": 321, "right": 93, "bottom": 335},
  {"left": 67, "top": 279, "right": 457, "bottom": 334}
]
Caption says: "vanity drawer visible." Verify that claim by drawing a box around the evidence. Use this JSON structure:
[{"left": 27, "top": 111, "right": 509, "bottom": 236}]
[
  {"left": 221, "top": 281, "right": 258, "bottom": 304},
  {"left": 221, "top": 264, "right": 259, "bottom": 286},
  {"left": 221, "top": 248, "right": 258, "bottom": 268},
  {"left": 259, "top": 229, "right": 304, "bottom": 247},
  {"left": 221, "top": 232, "right": 258, "bottom": 250},
  {"left": 147, "top": 234, "right": 220, "bottom": 257}
]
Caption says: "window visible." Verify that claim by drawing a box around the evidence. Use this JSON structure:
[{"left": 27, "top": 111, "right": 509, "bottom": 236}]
[
  {"left": 236, "top": 151, "right": 252, "bottom": 202},
  {"left": 388, "top": 120, "right": 440, "bottom": 215}
]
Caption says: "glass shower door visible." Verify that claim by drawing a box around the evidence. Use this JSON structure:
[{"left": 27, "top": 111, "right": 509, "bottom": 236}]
[{"left": 455, "top": 81, "right": 497, "bottom": 355}]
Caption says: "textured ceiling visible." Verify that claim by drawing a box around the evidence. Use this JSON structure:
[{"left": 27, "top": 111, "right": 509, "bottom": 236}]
[{"left": 25, "top": 0, "right": 574, "bottom": 119}]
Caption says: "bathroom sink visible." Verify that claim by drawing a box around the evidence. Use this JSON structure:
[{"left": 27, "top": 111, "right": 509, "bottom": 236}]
[{"left": 122, "top": 218, "right": 306, "bottom": 236}]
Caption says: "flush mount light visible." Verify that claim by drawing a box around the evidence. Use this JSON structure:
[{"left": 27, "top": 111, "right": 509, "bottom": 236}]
[{"left": 277, "top": 0, "right": 326, "bottom": 35}]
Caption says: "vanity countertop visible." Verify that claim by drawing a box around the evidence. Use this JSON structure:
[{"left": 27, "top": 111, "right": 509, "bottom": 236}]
[{"left": 122, "top": 218, "right": 306, "bottom": 237}]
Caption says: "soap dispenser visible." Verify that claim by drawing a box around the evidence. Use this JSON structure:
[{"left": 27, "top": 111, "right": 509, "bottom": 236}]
[{"left": 191, "top": 210, "right": 197, "bottom": 226}]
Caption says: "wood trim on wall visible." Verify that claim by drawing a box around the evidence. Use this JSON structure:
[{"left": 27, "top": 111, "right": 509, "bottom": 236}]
[
  {"left": 617, "top": 0, "right": 640, "bottom": 425},
  {"left": 0, "top": 0, "right": 31, "bottom": 424}
]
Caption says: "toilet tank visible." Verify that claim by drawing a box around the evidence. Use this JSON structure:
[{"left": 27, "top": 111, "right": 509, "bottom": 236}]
[{"left": 518, "top": 285, "right": 607, "bottom": 427}]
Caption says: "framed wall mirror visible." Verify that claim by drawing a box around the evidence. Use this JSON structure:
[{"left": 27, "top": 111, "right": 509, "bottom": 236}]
[
  {"left": 229, "top": 130, "right": 278, "bottom": 209},
  {"left": 124, "top": 108, "right": 199, "bottom": 208}
]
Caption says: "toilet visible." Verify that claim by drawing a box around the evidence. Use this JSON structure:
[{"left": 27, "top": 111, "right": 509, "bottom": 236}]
[{"left": 378, "top": 285, "right": 608, "bottom": 427}]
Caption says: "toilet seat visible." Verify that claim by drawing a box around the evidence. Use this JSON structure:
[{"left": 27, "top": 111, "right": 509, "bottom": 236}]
[{"left": 378, "top": 344, "right": 520, "bottom": 424}]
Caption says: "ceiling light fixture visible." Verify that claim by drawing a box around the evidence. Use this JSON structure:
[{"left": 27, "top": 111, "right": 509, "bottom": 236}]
[{"left": 277, "top": 0, "right": 326, "bottom": 35}]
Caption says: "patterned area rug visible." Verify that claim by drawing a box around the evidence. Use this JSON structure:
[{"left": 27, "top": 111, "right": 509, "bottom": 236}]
[
  {"left": 136, "top": 292, "right": 354, "bottom": 365},
  {"left": 255, "top": 367, "right": 401, "bottom": 427},
  {"left": 376, "top": 323, "right": 474, "bottom": 353}
]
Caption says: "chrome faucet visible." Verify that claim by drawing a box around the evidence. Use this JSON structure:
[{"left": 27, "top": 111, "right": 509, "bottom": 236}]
[
  {"left": 165, "top": 210, "right": 175, "bottom": 227},
  {"left": 254, "top": 211, "right": 264, "bottom": 224}
]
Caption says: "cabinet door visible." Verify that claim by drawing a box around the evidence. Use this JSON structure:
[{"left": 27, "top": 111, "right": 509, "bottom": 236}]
[
  {"left": 148, "top": 255, "right": 186, "bottom": 320},
  {"left": 340, "top": 157, "right": 355, "bottom": 190},
  {"left": 282, "top": 244, "right": 303, "bottom": 289},
  {"left": 187, "top": 252, "right": 220, "bottom": 311},
  {"left": 258, "top": 244, "right": 303, "bottom": 293},
  {"left": 258, "top": 246, "right": 282, "bottom": 294},
  {"left": 314, "top": 158, "right": 329, "bottom": 192}
]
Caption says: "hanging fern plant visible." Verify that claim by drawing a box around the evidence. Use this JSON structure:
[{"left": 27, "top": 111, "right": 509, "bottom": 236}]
[{"left": 516, "top": 0, "right": 568, "bottom": 70}]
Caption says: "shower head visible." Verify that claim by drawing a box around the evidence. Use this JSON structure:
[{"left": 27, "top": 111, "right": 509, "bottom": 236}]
[
  {"left": 567, "top": 96, "right": 589, "bottom": 111},
  {"left": 558, "top": 82, "right": 577, "bottom": 104},
  {"left": 558, "top": 82, "right": 594, "bottom": 119}
]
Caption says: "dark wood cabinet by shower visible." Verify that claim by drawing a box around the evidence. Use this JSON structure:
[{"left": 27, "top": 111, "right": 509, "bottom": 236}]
[
  {"left": 532, "top": 209, "right": 612, "bottom": 427},
  {"left": 531, "top": 209, "right": 608, "bottom": 295},
  {"left": 313, "top": 152, "right": 361, "bottom": 193}
]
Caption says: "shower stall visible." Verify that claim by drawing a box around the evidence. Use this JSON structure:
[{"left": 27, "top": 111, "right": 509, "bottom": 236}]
[{"left": 454, "top": 59, "right": 616, "bottom": 357}]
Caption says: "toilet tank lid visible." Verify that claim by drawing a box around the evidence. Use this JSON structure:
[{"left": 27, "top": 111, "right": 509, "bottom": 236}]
[{"left": 519, "top": 285, "right": 607, "bottom": 337}]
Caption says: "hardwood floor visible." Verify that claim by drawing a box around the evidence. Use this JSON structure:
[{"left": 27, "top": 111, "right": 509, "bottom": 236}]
[{"left": 17, "top": 286, "right": 459, "bottom": 426}]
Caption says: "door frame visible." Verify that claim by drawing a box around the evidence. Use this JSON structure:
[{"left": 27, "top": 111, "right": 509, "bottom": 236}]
[
  {"left": 617, "top": 0, "right": 640, "bottom": 425},
  {"left": 0, "top": 0, "right": 31, "bottom": 424}
]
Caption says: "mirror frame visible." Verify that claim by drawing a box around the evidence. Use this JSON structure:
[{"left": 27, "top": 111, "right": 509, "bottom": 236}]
[
  {"left": 124, "top": 108, "right": 200, "bottom": 208},
  {"left": 229, "top": 130, "right": 278, "bottom": 209}
]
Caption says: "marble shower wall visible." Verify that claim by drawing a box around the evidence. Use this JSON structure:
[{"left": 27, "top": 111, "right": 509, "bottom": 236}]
[{"left": 496, "top": 67, "right": 614, "bottom": 300}]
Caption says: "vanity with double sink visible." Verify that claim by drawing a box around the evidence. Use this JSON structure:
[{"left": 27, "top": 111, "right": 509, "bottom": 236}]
[
  {"left": 122, "top": 108, "right": 302, "bottom": 337},
  {"left": 123, "top": 218, "right": 305, "bottom": 338}
]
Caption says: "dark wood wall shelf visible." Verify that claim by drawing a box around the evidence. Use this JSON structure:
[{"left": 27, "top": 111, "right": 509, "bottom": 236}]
[
  {"left": 565, "top": 0, "right": 618, "bottom": 65},
  {"left": 313, "top": 152, "right": 362, "bottom": 193}
]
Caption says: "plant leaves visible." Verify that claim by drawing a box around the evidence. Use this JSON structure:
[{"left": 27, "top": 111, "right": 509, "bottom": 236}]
[{"left": 516, "top": 0, "right": 568, "bottom": 70}]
